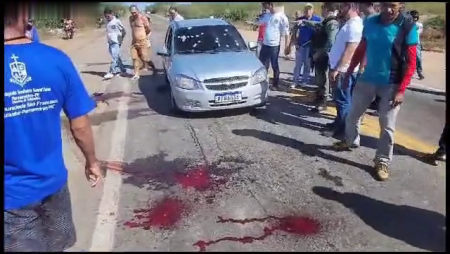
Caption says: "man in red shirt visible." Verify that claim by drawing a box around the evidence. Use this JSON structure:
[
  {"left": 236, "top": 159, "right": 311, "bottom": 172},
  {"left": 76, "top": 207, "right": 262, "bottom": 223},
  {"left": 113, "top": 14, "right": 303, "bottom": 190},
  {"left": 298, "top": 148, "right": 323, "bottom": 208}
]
[{"left": 256, "top": 3, "right": 270, "bottom": 57}]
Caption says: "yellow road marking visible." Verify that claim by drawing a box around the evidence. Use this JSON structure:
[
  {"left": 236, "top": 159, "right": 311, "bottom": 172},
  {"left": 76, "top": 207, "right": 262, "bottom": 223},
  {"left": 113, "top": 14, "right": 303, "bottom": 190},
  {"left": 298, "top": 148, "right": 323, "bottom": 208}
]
[{"left": 286, "top": 88, "right": 438, "bottom": 154}]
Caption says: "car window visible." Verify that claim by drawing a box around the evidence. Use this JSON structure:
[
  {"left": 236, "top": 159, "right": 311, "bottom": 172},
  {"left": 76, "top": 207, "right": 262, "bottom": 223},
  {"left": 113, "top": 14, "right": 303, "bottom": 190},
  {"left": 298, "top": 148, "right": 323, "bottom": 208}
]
[
  {"left": 166, "top": 27, "right": 173, "bottom": 52},
  {"left": 174, "top": 25, "right": 247, "bottom": 54}
]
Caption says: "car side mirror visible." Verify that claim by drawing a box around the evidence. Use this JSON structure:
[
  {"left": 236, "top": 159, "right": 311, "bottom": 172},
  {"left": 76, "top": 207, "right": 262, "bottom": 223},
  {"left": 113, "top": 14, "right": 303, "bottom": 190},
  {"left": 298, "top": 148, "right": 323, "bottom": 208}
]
[
  {"left": 248, "top": 41, "right": 258, "bottom": 51},
  {"left": 157, "top": 47, "right": 170, "bottom": 57}
]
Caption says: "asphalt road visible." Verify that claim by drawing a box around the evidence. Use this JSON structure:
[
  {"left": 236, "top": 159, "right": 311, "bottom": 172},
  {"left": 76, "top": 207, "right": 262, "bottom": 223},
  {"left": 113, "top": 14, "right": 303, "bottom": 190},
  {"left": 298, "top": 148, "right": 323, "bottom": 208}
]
[{"left": 66, "top": 16, "right": 445, "bottom": 252}]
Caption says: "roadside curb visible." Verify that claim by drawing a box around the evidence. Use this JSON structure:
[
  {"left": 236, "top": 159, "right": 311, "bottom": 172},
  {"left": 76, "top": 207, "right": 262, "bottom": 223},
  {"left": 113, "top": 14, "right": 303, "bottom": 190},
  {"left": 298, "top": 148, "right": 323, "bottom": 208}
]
[{"left": 408, "top": 83, "right": 446, "bottom": 96}]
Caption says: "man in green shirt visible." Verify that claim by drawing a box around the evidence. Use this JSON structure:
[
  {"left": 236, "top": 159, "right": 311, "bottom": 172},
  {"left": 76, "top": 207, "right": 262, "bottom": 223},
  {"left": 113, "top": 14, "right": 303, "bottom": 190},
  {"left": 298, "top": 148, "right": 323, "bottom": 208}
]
[{"left": 300, "top": 3, "right": 340, "bottom": 113}]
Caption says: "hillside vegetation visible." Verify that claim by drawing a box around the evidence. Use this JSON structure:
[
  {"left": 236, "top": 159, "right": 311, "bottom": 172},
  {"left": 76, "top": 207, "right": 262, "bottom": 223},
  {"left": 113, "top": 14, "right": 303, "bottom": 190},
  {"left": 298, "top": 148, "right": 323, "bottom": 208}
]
[{"left": 148, "top": 2, "right": 445, "bottom": 51}]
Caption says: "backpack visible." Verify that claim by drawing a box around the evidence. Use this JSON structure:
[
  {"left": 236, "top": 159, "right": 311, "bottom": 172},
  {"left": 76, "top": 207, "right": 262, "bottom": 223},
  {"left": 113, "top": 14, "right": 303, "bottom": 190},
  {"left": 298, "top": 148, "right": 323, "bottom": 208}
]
[
  {"left": 391, "top": 13, "right": 415, "bottom": 84},
  {"left": 310, "top": 16, "right": 339, "bottom": 52}
]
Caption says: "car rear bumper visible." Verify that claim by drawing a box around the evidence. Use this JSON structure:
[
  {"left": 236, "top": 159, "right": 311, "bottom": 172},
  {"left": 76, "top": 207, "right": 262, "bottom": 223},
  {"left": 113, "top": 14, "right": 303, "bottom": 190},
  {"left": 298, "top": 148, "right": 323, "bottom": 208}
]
[{"left": 172, "top": 81, "right": 269, "bottom": 112}]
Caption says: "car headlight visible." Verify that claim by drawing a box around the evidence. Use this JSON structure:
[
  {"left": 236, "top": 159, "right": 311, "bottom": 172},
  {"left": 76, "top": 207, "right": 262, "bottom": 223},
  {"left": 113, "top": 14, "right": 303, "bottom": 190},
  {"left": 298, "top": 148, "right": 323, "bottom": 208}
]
[
  {"left": 251, "top": 67, "right": 268, "bottom": 85},
  {"left": 175, "top": 75, "right": 202, "bottom": 90}
]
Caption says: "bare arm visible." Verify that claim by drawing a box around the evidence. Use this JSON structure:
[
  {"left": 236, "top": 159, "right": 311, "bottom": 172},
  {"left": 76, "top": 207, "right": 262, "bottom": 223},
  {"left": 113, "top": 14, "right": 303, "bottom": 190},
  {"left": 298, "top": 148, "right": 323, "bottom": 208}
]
[
  {"left": 335, "top": 42, "right": 359, "bottom": 71},
  {"left": 142, "top": 15, "right": 151, "bottom": 34},
  {"left": 70, "top": 116, "right": 97, "bottom": 165}
]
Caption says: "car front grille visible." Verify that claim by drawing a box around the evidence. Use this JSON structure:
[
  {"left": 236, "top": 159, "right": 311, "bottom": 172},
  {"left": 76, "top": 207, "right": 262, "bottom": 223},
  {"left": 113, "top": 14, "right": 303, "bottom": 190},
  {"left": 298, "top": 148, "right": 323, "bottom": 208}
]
[
  {"left": 203, "top": 76, "right": 249, "bottom": 84},
  {"left": 205, "top": 82, "right": 248, "bottom": 91}
]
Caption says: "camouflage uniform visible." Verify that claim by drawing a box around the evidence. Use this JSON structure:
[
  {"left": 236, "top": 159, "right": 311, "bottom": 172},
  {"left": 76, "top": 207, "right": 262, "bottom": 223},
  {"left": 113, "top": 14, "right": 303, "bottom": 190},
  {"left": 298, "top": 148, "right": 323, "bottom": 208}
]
[{"left": 305, "top": 17, "right": 340, "bottom": 109}]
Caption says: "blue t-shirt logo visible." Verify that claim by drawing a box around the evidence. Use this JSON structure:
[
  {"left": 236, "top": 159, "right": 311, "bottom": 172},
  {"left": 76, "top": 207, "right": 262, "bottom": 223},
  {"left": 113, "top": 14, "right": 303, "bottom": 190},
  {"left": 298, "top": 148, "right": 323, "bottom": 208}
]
[
  {"left": 4, "top": 43, "right": 96, "bottom": 210},
  {"left": 9, "top": 54, "right": 33, "bottom": 86}
]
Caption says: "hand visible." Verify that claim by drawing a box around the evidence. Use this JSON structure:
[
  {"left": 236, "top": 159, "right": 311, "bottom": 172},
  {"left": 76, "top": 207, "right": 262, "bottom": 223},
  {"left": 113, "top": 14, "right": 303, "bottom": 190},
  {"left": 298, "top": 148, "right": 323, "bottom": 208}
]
[
  {"left": 391, "top": 92, "right": 404, "bottom": 108},
  {"left": 85, "top": 161, "right": 104, "bottom": 187},
  {"left": 284, "top": 46, "right": 291, "bottom": 56},
  {"left": 329, "top": 70, "right": 339, "bottom": 84}
]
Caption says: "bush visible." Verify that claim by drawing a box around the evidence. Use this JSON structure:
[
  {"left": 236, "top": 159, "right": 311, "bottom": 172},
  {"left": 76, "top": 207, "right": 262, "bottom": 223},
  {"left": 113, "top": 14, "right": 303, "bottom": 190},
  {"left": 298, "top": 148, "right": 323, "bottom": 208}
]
[
  {"left": 34, "top": 19, "right": 62, "bottom": 29},
  {"left": 424, "top": 16, "right": 445, "bottom": 32}
]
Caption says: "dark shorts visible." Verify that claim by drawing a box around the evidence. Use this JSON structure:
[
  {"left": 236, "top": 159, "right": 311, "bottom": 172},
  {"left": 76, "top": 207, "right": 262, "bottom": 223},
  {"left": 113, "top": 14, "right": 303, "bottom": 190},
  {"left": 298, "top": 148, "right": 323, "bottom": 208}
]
[{"left": 4, "top": 184, "right": 76, "bottom": 252}]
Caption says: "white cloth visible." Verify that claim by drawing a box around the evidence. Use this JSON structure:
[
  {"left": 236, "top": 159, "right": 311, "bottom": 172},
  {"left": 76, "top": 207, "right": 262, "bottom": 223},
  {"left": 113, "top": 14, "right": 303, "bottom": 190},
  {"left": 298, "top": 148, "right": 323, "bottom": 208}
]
[
  {"left": 416, "top": 21, "right": 423, "bottom": 44},
  {"left": 106, "top": 17, "right": 124, "bottom": 44},
  {"left": 259, "top": 12, "right": 289, "bottom": 47},
  {"left": 328, "top": 16, "right": 363, "bottom": 72},
  {"left": 170, "top": 14, "right": 184, "bottom": 22}
]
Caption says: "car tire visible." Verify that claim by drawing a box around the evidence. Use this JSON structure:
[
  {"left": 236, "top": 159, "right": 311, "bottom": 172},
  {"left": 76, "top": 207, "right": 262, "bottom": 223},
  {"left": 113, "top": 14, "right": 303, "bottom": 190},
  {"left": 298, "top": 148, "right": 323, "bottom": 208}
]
[{"left": 170, "top": 91, "right": 186, "bottom": 116}]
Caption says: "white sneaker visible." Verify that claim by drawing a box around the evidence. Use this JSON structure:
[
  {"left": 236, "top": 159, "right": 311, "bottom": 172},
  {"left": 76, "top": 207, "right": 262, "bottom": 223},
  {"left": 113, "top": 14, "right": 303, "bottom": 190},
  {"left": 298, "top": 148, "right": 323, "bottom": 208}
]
[
  {"left": 290, "top": 83, "right": 296, "bottom": 89},
  {"left": 103, "top": 73, "right": 114, "bottom": 79},
  {"left": 131, "top": 74, "right": 140, "bottom": 81}
]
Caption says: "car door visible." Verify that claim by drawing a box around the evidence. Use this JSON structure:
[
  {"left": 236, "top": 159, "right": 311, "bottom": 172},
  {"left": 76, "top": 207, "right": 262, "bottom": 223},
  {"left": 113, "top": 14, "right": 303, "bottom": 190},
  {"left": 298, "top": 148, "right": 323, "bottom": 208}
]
[{"left": 162, "top": 26, "right": 173, "bottom": 72}]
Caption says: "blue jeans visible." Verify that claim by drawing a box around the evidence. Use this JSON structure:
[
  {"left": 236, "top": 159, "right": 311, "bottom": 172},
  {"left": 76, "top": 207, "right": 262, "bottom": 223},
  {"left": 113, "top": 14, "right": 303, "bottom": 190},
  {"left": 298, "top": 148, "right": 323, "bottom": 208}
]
[
  {"left": 259, "top": 44, "right": 280, "bottom": 86},
  {"left": 108, "top": 42, "right": 125, "bottom": 74},
  {"left": 416, "top": 43, "right": 423, "bottom": 73},
  {"left": 293, "top": 46, "right": 311, "bottom": 83},
  {"left": 332, "top": 72, "right": 357, "bottom": 135}
]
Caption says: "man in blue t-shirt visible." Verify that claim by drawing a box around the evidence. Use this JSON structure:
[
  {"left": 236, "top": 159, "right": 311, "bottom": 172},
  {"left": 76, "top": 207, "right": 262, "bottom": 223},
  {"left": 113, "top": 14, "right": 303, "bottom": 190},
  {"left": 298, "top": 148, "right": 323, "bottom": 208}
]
[
  {"left": 288, "top": 3, "right": 321, "bottom": 87},
  {"left": 4, "top": 3, "right": 103, "bottom": 251},
  {"left": 335, "top": 2, "right": 418, "bottom": 181},
  {"left": 25, "top": 19, "right": 40, "bottom": 43}
]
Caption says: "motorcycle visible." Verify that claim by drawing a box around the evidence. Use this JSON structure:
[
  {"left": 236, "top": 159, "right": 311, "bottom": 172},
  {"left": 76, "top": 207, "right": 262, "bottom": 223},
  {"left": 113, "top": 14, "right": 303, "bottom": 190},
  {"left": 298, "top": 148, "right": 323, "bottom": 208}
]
[{"left": 64, "top": 24, "right": 75, "bottom": 39}]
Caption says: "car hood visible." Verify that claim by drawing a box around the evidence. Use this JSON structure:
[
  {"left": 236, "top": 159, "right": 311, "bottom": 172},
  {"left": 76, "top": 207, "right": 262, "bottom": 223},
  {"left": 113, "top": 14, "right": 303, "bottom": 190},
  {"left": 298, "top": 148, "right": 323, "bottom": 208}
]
[{"left": 171, "top": 51, "right": 264, "bottom": 81}]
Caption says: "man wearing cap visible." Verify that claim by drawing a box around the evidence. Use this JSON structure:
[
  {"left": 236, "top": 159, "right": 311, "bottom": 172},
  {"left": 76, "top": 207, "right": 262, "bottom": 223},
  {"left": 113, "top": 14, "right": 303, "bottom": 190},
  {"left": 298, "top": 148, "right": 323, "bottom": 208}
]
[{"left": 288, "top": 3, "right": 321, "bottom": 88}]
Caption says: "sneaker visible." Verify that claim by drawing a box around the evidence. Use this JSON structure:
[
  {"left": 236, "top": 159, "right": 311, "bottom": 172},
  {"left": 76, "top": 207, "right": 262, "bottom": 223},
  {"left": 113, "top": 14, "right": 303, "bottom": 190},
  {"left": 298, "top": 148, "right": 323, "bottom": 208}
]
[
  {"left": 296, "top": 82, "right": 307, "bottom": 88},
  {"left": 290, "top": 83, "right": 296, "bottom": 89},
  {"left": 311, "top": 105, "right": 327, "bottom": 113},
  {"left": 418, "top": 73, "right": 425, "bottom": 80},
  {"left": 435, "top": 153, "right": 446, "bottom": 161},
  {"left": 103, "top": 73, "right": 114, "bottom": 79},
  {"left": 131, "top": 74, "right": 140, "bottom": 81},
  {"left": 332, "top": 140, "right": 359, "bottom": 151},
  {"left": 374, "top": 163, "right": 389, "bottom": 181}
]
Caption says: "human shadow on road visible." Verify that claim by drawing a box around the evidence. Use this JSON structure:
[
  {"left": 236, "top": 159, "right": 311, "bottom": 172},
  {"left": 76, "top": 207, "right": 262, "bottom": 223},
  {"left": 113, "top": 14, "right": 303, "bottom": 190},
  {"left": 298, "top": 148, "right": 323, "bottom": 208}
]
[
  {"left": 137, "top": 73, "right": 256, "bottom": 119},
  {"left": 102, "top": 151, "right": 251, "bottom": 191},
  {"left": 312, "top": 186, "right": 446, "bottom": 252},
  {"left": 232, "top": 128, "right": 376, "bottom": 178},
  {"left": 80, "top": 70, "right": 107, "bottom": 78},
  {"left": 88, "top": 91, "right": 157, "bottom": 126},
  {"left": 249, "top": 94, "right": 429, "bottom": 161},
  {"left": 250, "top": 94, "right": 335, "bottom": 129}
]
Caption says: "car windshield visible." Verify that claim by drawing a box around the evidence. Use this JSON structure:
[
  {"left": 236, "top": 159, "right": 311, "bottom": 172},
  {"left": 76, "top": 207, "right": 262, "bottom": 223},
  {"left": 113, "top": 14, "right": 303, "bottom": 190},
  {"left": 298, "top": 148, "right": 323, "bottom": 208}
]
[{"left": 174, "top": 24, "right": 247, "bottom": 54}]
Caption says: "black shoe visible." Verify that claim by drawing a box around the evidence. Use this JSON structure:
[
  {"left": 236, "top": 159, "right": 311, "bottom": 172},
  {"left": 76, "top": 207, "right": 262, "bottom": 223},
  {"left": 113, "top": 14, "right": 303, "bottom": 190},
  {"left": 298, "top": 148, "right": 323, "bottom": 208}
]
[{"left": 418, "top": 73, "right": 425, "bottom": 80}]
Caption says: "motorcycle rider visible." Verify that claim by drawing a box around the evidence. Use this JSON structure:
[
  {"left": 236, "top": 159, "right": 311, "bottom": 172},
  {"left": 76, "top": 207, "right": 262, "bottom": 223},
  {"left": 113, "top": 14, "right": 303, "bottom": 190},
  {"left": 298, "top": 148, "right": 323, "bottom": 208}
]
[{"left": 63, "top": 18, "right": 75, "bottom": 39}]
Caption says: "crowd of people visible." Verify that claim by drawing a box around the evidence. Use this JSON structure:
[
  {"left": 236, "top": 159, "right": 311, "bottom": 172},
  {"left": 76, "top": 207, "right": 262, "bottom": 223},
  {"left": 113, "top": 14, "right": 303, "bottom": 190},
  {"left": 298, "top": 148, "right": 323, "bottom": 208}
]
[
  {"left": 255, "top": 2, "right": 446, "bottom": 180},
  {"left": 3, "top": 1, "right": 446, "bottom": 252}
]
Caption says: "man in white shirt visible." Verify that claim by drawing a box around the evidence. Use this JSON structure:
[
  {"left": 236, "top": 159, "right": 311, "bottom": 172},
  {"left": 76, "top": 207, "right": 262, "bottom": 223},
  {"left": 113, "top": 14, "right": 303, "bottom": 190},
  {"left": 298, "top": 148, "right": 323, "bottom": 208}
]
[
  {"left": 323, "top": 2, "right": 363, "bottom": 138},
  {"left": 258, "top": 2, "right": 290, "bottom": 90},
  {"left": 169, "top": 7, "right": 184, "bottom": 22},
  {"left": 104, "top": 8, "right": 126, "bottom": 79}
]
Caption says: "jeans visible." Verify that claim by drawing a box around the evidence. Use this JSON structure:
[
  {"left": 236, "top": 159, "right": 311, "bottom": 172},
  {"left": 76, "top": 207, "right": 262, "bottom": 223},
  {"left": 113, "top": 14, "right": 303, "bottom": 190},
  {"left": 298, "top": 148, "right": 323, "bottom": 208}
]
[
  {"left": 332, "top": 72, "right": 357, "bottom": 135},
  {"left": 416, "top": 43, "right": 423, "bottom": 74},
  {"left": 108, "top": 42, "right": 125, "bottom": 74},
  {"left": 437, "top": 124, "right": 447, "bottom": 155},
  {"left": 259, "top": 44, "right": 280, "bottom": 86},
  {"left": 293, "top": 46, "right": 311, "bottom": 83},
  {"left": 345, "top": 82, "right": 401, "bottom": 165}
]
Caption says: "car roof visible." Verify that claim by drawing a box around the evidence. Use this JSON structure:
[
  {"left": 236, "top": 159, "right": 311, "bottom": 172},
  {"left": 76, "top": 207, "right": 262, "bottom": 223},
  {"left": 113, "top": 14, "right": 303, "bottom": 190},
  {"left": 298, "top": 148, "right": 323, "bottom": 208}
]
[{"left": 173, "top": 18, "right": 230, "bottom": 30}]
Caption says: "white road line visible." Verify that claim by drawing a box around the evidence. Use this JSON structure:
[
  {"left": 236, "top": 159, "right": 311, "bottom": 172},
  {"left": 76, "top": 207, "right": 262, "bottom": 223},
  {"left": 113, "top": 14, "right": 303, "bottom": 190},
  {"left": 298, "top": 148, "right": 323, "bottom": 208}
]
[{"left": 89, "top": 78, "right": 131, "bottom": 252}]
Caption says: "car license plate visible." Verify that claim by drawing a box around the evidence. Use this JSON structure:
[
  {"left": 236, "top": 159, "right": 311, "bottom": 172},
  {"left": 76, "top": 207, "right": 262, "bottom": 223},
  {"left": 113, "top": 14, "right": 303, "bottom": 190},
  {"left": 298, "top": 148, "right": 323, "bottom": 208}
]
[{"left": 214, "top": 92, "right": 242, "bottom": 103}]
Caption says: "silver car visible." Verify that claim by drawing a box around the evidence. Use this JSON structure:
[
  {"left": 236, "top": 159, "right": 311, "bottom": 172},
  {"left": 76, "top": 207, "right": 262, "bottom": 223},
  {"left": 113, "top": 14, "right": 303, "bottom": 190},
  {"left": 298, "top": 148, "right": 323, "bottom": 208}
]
[{"left": 157, "top": 18, "right": 269, "bottom": 113}]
